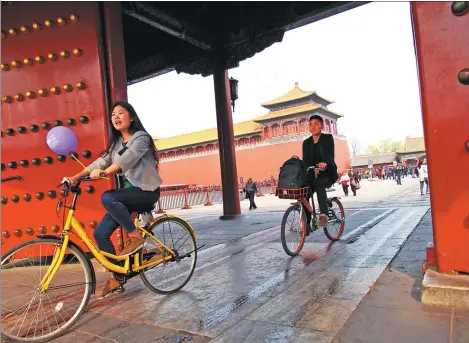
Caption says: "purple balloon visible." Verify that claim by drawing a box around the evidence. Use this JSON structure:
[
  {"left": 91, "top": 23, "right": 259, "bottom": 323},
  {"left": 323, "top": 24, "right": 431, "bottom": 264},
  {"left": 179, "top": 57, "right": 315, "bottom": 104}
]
[{"left": 46, "top": 126, "right": 78, "bottom": 155}]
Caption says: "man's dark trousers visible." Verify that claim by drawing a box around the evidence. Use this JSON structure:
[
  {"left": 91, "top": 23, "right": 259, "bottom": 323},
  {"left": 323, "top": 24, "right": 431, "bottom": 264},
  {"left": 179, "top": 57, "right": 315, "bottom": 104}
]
[
  {"left": 247, "top": 191, "right": 257, "bottom": 209},
  {"left": 304, "top": 172, "right": 329, "bottom": 224}
]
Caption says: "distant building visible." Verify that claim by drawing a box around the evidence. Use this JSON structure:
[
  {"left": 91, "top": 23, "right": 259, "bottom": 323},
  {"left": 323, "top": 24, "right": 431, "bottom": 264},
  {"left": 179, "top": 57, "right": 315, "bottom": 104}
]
[
  {"left": 351, "top": 152, "right": 397, "bottom": 169},
  {"left": 350, "top": 136, "right": 426, "bottom": 170},
  {"left": 398, "top": 136, "right": 426, "bottom": 166},
  {"left": 155, "top": 83, "right": 351, "bottom": 185}
]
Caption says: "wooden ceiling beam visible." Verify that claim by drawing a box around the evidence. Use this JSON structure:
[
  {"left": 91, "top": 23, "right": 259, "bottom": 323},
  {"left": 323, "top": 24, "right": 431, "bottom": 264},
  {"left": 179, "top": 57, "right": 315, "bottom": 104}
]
[{"left": 122, "top": 2, "right": 215, "bottom": 51}]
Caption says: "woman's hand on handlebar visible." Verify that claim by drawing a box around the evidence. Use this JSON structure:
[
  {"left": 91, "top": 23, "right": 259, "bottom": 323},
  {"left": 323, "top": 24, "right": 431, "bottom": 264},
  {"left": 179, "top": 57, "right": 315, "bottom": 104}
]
[
  {"left": 90, "top": 169, "right": 106, "bottom": 180},
  {"left": 64, "top": 176, "right": 77, "bottom": 184}
]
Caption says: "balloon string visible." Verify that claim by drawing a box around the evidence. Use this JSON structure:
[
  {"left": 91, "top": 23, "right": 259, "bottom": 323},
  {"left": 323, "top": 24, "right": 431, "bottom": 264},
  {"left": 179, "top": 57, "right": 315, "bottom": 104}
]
[{"left": 70, "top": 154, "right": 109, "bottom": 180}]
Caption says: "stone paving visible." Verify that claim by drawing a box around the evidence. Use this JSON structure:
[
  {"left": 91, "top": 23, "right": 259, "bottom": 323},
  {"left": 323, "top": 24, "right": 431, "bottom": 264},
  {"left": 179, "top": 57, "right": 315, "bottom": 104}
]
[
  {"left": 169, "top": 175, "right": 427, "bottom": 251},
  {"left": 171, "top": 175, "right": 429, "bottom": 216},
  {"left": 333, "top": 211, "right": 469, "bottom": 343},
  {"left": 2, "top": 176, "right": 440, "bottom": 343}
]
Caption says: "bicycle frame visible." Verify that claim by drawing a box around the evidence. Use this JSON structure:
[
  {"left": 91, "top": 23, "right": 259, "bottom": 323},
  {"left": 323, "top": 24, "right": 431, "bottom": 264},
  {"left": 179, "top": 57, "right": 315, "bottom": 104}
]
[
  {"left": 300, "top": 198, "right": 314, "bottom": 216},
  {"left": 299, "top": 195, "right": 342, "bottom": 227},
  {"left": 298, "top": 195, "right": 340, "bottom": 228},
  {"left": 39, "top": 185, "right": 196, "bottom": 293}
]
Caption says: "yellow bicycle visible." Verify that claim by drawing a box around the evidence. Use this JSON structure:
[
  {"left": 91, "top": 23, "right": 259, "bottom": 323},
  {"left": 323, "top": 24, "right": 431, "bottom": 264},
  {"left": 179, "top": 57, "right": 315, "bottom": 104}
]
[{"left": 1, "top": 176, "right": 198, "bottom": 342}]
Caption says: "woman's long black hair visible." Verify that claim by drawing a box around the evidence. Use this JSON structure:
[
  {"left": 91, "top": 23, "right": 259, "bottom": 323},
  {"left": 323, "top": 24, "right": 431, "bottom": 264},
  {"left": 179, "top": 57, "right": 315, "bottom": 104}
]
[
  {"left": 102, "top": 101, "right": 159, "bottom": 167},
  {"left": 416, "top": 156, "right": 425, "bottom": 169}
]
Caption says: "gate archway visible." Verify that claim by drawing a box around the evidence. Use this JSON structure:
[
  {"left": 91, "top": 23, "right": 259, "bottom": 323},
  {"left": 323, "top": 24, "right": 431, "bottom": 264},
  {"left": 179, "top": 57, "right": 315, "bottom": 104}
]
[{"left": 1, "top": 1, "right": 468, "bottom": 274}]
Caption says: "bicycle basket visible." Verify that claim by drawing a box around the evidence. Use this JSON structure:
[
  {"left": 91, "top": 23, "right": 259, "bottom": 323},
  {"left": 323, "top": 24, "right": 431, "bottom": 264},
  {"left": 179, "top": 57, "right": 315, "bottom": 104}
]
[{"left": 276, "top": 187, "right": 309, "bottom": 200}]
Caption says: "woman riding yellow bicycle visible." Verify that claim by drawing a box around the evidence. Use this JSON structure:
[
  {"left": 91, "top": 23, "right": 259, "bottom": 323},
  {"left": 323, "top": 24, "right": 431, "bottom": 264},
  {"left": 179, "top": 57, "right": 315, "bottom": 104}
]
[
  {"left": 66, "top": 101, "right": 162, "bottom": 298},
  {"left": 1, "top": 101, "right": 198, "bottom": 343}
]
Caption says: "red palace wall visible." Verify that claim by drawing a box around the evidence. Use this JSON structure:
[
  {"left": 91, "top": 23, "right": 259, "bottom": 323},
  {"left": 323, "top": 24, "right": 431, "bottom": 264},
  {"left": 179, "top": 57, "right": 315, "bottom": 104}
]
[{"left": 158, "top": 137, "right": 350, "bottom": 186}]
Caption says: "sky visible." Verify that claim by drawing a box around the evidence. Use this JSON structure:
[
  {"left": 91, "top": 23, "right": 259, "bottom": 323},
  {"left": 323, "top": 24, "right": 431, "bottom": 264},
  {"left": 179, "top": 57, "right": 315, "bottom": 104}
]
[{"left": 128, "top": 2, "right": 424, "bottom": 154}]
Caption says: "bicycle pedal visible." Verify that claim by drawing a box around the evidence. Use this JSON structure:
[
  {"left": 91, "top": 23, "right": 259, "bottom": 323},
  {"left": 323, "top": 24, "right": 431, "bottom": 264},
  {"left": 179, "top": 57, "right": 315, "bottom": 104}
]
[
  {"left": 98, "top": 285, "right": 126, "bottom": 299},
  {"left": 113, "top": 274, "right": 127, "bottom": 285},
  {"left": 115, "top": 285, "right": 125, "bottom": 294}
]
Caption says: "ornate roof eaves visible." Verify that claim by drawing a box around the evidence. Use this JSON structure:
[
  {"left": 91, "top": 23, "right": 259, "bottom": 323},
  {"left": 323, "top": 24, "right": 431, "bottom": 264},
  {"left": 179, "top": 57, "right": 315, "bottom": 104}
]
[
  {"left": 253, "top": 110, "right": 311, "bottom": 123},
  {"left": 261, "top": 91, "right": 314, "bottom": 109},
  {"left": 314, "top": 107, "right": 344, "bottom": 119}
]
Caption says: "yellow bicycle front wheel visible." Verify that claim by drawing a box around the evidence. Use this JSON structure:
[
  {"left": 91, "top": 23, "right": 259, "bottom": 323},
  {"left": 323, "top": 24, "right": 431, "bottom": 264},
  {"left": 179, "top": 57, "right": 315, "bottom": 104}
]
[{"left": 140, "top": 216, "right": 197, "bottom": 294}]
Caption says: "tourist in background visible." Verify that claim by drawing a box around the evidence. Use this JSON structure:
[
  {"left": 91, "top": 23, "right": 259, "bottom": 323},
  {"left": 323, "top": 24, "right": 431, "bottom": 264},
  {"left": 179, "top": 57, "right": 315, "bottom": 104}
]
[
  {"left": 392, "top": 160, "right": 402, "bottom": 185},
  {"left": 414, "top": 164, "right": 419, "bottom": 179},
  {"left": 340, "top": 171, "right": 350, "bottom": 196},
  {"left": 386, "top": 166, "right": 392, "bottom": 179},
  {"left": 244, "top": 178, "right": 258, "bottom": 210},
  {"left": 417, "top": 158, "right": 429, "bottom": 195},
  {"left": 350, "top": 170, "right": 360, "bottom": 196},
  {"left": 395, "top": 165, "right": 402, "bottom": 185}
]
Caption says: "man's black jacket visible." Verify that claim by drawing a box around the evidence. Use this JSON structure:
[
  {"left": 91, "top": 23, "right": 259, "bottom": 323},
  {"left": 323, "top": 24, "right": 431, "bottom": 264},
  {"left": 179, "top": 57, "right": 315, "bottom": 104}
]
[{"left": 302, "top": 133, "right": 339, "bottom": 188}]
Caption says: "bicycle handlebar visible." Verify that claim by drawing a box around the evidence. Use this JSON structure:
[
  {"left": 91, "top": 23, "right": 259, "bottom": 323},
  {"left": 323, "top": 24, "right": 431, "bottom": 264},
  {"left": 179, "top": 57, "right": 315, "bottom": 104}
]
[
  {"left": 57, "top": 174, "right": 106, "bottom": 189},
  {"left": 307, "top": 166, "right": 325, "bottom": 172}
]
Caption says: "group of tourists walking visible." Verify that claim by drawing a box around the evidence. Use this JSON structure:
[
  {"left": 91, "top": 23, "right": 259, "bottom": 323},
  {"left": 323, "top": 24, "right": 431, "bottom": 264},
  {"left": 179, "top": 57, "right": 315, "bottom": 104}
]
[
  {"left": 339, "top": 170, "right": 360, "bottom": 197},
  {"left": 342, "top": 156, "right": 429, "bottom": 197}
]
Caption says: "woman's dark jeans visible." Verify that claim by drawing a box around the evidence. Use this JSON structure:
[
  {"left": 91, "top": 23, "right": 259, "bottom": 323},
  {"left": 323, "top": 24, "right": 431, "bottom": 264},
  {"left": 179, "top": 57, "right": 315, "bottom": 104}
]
[{"left": 93, "top": 187, "right": 160, "bottom": 257}]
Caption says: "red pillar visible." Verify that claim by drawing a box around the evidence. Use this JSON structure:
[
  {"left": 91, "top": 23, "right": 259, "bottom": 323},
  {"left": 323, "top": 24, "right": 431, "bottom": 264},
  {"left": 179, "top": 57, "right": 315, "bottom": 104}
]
[
  {"left": 213, "top": 58, "right": 241, "bottom": 218},
  {"left": 411, "top": 2, "right": 469, "bottom": 273}
]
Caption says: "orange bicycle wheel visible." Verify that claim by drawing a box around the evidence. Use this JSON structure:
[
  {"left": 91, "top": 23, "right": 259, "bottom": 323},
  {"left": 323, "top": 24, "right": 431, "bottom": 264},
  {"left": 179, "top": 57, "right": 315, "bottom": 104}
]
[{"left": 324, "top": 198, "right": 345, "bottom": 241}]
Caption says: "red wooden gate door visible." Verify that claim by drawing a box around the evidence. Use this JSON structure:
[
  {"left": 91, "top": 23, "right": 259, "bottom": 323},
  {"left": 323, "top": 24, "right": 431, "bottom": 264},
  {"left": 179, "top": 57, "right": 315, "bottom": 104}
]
[
  {"left": 411, "top": 2, "right": 469, "bottom": 273},
  {"left": 1, "top": 2, "right": 126, "bottom": 253}
]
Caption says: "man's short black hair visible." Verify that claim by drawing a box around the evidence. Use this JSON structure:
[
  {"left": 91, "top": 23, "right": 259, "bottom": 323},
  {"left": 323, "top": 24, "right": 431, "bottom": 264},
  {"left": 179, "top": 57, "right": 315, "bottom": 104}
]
[{"left": 309, "top": 115, "right": 324, "bottom": 125}]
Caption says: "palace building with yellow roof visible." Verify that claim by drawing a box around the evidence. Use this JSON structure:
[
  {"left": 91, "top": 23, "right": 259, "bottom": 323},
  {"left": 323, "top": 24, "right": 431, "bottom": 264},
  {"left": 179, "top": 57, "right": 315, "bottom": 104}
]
[{"left": 154, "top": 83, "right": 351, "bottom": 186}]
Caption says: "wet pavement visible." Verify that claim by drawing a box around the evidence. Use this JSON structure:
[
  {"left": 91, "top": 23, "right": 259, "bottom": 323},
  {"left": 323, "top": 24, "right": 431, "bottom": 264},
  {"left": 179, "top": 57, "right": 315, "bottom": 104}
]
[
  {"left": 9, "top": 177, "right": 438, "bottom": 343},
  {"left": 171, "top": 176, "right": 427, "bottom": 251}
]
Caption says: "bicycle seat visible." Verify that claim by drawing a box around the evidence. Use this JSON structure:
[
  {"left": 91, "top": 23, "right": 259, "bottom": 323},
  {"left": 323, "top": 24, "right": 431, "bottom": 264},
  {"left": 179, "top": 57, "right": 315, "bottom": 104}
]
[{"left": 136, "top": 205, "right": 155, "bottom": 215}]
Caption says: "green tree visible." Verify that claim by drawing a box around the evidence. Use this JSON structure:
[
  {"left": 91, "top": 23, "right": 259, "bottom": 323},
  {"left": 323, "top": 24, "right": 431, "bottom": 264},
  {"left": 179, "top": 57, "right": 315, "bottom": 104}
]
[
  {"left": 365, "top": 145, "right": 379, "bottom": 154},
  {"left": 365, "top": 139, "right": 404, "bottom": 154},
  {"left": 391, "top": 140, "right": 404, "bottom": 152}
]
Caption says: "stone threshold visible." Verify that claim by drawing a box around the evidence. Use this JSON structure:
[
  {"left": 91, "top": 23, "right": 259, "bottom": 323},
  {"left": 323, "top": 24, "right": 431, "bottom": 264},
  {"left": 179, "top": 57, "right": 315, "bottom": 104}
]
[{"left": 422, "top": 268, "right": 469, "bottom": 308}]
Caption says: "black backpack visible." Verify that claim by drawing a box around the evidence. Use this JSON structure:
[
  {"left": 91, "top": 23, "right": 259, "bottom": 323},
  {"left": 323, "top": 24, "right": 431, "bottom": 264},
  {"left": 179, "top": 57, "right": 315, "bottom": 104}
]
[{"left": 277, "top": 156, "right": 308, "bottom": 189}]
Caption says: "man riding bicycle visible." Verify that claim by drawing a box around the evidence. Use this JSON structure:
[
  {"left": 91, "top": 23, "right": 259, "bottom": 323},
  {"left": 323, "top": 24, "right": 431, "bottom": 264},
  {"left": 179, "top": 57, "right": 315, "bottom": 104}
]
[{"left": 302, "top": 115, "right": 339, "bottom": 228}]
